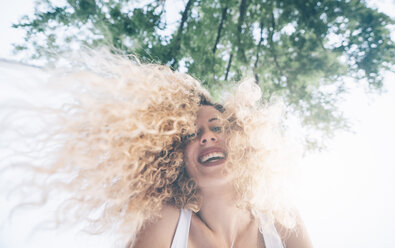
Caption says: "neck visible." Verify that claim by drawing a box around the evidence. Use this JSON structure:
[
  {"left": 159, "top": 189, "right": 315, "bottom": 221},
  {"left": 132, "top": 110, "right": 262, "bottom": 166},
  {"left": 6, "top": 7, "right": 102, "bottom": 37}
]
[{"left": 197, "top": 183, "right": 252, "bottom": 246}]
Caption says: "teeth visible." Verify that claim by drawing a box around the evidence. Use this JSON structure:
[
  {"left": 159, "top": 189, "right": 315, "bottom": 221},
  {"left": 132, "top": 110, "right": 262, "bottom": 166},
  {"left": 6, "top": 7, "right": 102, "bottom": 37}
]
[{"left": 200, "top": 152, "right": 225, "bottom": 163}]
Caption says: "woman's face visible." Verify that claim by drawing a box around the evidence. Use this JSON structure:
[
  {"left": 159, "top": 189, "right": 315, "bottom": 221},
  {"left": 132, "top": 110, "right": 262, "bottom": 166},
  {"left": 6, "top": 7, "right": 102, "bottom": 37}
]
[{"left": 183, "top": 106, "right": 231, "bottom": 188}]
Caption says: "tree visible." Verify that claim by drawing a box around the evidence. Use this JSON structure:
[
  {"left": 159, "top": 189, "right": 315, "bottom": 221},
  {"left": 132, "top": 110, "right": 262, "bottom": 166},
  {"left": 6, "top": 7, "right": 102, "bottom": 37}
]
[{"left": 13, "top": 0, "right": 395, "bottom": 149}]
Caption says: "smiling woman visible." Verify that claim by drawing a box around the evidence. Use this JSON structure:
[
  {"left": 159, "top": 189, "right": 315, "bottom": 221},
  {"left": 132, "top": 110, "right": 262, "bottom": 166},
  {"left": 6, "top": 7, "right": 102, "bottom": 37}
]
[
  {"left": 183, "top": 105, "right": 230, "bottom": 188},
  {"left": 1, "top": 49, "right": 312, "bottom": 248}
]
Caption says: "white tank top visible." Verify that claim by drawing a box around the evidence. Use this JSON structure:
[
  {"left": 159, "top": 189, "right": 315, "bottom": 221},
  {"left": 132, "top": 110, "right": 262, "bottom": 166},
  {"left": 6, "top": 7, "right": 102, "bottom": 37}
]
[{"left": 171, "top": 209, "right": 284, "bottom": 248}]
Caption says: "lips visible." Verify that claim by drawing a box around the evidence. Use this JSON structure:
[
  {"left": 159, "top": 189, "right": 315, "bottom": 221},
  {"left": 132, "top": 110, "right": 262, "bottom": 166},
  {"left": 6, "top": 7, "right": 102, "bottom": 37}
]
[{"left": 198, "top": 148, "right": 226, "bottom": 166}]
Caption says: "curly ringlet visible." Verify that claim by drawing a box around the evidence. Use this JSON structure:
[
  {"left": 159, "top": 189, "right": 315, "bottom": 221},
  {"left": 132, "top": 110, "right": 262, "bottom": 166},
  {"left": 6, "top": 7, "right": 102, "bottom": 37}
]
[{"left": 3, "top": 48, "right": 297, "bottom": 246}]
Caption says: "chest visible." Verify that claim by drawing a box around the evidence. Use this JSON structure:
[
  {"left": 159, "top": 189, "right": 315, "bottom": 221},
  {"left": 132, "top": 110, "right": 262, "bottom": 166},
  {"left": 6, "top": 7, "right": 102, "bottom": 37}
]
[{"left": 187, "top": 219, "right": 266, "bottom": 248}]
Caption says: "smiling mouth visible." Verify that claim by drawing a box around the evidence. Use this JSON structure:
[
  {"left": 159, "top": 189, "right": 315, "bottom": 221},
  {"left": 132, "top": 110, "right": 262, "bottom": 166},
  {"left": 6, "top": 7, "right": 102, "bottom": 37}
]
[{"left": 198, "top": 151, "right": 226, "bottom": 165}]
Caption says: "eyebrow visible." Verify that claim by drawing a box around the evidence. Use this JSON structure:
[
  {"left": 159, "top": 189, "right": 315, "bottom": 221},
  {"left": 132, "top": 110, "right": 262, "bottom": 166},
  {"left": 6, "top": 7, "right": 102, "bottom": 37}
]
[{"left": 208, "top": 117, "right": 218, "bottom": 122}]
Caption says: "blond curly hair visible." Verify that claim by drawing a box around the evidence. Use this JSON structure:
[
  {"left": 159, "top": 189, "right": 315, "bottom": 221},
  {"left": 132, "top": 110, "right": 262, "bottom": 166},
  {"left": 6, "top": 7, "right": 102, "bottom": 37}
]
[{"left": 1, "top": 49, "right": 297, "bottom": 246}]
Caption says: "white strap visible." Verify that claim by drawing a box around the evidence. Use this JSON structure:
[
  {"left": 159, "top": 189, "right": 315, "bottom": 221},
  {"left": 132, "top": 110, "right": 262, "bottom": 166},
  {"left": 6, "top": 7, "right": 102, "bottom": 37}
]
[
  {"left": 171, "top": 209, "right": 192, "bottom": 248},
  {"left": 260, "top": 214, "right": 284, "bottom": 248}
]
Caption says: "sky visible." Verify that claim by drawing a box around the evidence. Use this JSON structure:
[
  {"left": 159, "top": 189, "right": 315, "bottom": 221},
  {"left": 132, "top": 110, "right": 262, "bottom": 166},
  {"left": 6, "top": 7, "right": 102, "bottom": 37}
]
[{"left": 1, "top": 1, "right": 395, "bottom": 248}]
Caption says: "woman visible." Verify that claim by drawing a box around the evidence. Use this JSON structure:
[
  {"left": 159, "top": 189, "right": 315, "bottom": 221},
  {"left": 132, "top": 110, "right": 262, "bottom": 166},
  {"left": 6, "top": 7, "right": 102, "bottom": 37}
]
[
  {"left": 134, "top": 102, "right": 312, "bottom": 248},
  {"left": 1, "top": 50, "right": 312, "bottom": 247}
]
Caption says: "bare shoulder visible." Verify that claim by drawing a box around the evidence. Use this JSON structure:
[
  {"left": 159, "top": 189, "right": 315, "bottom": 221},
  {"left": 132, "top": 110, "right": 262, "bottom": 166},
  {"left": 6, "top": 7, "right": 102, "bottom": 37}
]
[
  {"left": 275, "top": 213, "right": 313, "bottom": 248},
  {"left": 133, "top": 205, "right": 181, "bottom": 248}
]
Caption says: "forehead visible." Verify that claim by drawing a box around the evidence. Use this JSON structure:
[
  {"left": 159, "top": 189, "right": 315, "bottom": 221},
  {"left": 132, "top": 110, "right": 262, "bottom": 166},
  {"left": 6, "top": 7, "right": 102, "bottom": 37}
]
[{"left": 196, "top": 106, "right": 221, "bottom": 123}]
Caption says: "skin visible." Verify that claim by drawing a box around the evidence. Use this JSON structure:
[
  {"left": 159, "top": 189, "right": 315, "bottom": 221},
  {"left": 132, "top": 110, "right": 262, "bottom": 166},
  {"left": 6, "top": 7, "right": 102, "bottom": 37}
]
[{"left": 134, "top": 106, "right": 313, "bottom": 248}]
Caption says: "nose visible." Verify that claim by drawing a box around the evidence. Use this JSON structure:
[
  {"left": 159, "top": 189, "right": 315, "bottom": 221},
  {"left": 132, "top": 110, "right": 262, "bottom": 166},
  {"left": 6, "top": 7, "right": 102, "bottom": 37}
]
[{"left": 200, "top": 130, "right": 217, "bottom": 145}]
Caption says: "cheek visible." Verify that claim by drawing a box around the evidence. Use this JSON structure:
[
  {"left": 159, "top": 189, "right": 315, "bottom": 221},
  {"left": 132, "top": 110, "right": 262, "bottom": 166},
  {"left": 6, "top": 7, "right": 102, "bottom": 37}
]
[
  {"left": 214, "top": 133, "right": 228, "bottom": 150},
  {"left": 183, "top": 142, "right": 198, "bottom": 177},
  {"left": 183, "top": 141, "right": 197, "bottom": 162},
  {"left": 218, "top": 133, "right": 228, "bottom": 144}
]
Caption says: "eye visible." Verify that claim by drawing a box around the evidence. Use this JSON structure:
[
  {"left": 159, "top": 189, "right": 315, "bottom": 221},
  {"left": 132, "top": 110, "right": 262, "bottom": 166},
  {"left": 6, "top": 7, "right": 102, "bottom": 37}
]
[
  {"left": 186, "top": 133, "right": 196, "bottom": 139},
  {"left": 211, "top": 126, "right": 222, "bottom": 133},
  {"left": 185, "top": 128, "right": 202, "bottom": 140}
]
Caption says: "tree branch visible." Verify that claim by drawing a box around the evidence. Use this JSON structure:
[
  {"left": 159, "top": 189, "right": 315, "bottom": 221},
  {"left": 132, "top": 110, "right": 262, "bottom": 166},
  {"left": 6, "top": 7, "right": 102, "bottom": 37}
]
[
  {"left": 254, "top": 18, "right": 265, "bottom": 84},
  {"left": 236, "top": 0, "right": 248, "bottom": 62},
  {"left": 268, "top": 10, "right": 293, "bottom": 90},
  {"left": 268, "top": 10, "right": 284, "bottom": 78},
  {"left": 225, "top": 53, "right": 233, "bottom": 81},
  {"left": 212, "top": 5, "right": 228, "bottom": 54},
  {"left": 168, "top": 0, "right": 195, "bottom": 68}
]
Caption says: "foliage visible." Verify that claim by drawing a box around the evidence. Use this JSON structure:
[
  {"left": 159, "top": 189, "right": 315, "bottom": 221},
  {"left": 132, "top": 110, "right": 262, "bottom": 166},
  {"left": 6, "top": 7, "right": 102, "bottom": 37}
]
[{"left": 13, "top": 0, "right": 395, "bottom": 149}]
